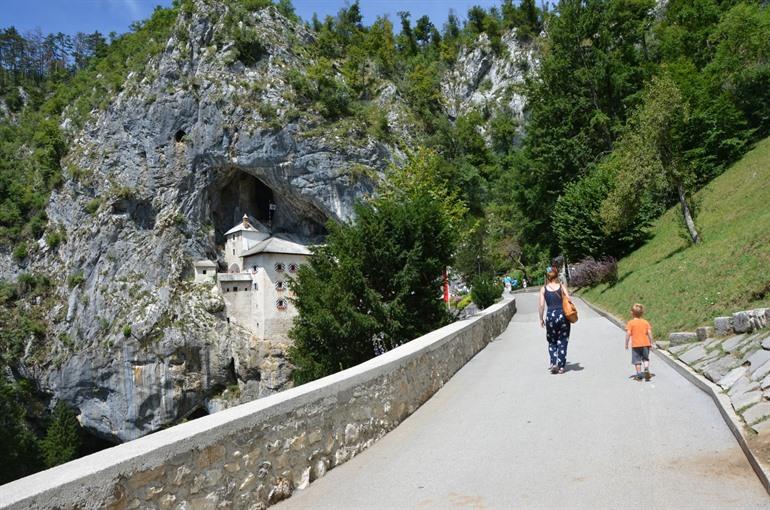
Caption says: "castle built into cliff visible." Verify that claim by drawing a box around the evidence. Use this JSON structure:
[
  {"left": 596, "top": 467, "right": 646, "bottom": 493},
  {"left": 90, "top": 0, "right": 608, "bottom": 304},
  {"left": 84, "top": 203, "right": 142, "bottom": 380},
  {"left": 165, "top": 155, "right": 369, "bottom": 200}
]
[{"left": 193, "top": 214, "right": 310, "bottom": 340}]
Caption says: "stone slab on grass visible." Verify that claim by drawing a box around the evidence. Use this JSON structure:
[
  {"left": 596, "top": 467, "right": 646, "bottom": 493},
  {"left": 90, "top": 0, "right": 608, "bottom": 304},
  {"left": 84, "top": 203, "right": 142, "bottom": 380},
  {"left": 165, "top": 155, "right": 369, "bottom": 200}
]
[
  {"left": 743, "top": 402, "right": 770, "bottom": 425},
  {"left": 733, "top": 390, "right": 763, "bottom": 412},
  {"left": 679, "top": 344, "right": 707, "bottom": 365},
  {"left": 697, "top": 326, "right": 715, "bottom": 342},
  {"left": 761, "top": 373, "right": 770, "bottom": 390},
  {"left": 702, "top": 355, "right": 741, "bottom": 383},
  {"left": 743, "top": 348, "right": 770, "bottom": 369},
  {"left": 729, "top": 376, "right": 760, "bottom": 398},
  {"left": 714, "top": 316, "right": 734, "bottom": 335},
  {"left": 719, "top": 366, "right": 749, "bottom": 389},
  {"left": 692, "top": 352, "right": 722, "bottom": 371},
  {"left": 704, "top": 336, "right": 724, "bottom": 351},
  {"left": 762, "top": 334, "right": 770, "bottom": 350},
  {"left": 736, "top": 333, "right": 765, "bottom": 358},
  {"left": 722, "top": 334, "right": 747, "bottom": 353},
  {"left": 751, "top": 359, "right": 770, "bottom": 381},
  {"left": 734, "top": 311, "right": 753, "bottom": 334},
  {"left": 669, "top": 332, "right": 699, "bottom": 346},
  {"left": 669, "top": 343, "right": 695, "bottom": 356}
]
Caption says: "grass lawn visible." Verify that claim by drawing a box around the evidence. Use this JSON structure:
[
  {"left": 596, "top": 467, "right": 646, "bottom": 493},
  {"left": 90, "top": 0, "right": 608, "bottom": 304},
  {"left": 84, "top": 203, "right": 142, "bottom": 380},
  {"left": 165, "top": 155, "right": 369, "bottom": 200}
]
[{"left": 579, "top": 136, "right": 770, "bottom": 339}]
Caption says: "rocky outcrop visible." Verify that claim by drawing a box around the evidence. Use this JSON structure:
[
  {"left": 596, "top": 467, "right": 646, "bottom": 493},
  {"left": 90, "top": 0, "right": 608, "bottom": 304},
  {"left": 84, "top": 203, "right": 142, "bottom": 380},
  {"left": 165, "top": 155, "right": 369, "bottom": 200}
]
[
  {"left": 441, "top": 31, "right": 538, "bottom": 134},
  {"left": 16, "top": 1, "right": 402, "bottom": 443}
]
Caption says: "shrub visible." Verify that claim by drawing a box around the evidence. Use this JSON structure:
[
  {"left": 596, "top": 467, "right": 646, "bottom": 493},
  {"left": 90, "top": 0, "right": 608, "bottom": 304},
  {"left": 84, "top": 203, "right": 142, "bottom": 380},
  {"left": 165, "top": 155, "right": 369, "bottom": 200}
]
[
  {"left": 470, "top": 276, "right": 503, "bottom": 309},
  {"left": 232, "top": 28, "right": 267, "bottom": 67},
  {"left": 568, "top": 257, "right": 618, "bottom": 289},
  {"left": 122, "top": 325, "right": 132, "bottom": 338},
  {"left": 67, "top": 271, "right": 85, "bottom": 289},
  {"left": 12, "top": 242, "right": 28, "bottom": 261},
  {"left": 45, "top": 230, "right": 64, "bottom": 249},
  {"left": 453, "top": 294, "right": 473, "bottom": 311},
  {"left": 84, "top": 198, "right": 102, "bottom": 215}
]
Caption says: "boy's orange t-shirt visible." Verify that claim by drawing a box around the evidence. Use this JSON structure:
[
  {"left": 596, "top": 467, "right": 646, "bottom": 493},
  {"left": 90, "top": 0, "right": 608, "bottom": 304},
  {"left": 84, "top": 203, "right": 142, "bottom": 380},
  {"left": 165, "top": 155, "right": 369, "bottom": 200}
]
[{"left": 626, "top": 318, "right": 652, "bottom": 348}]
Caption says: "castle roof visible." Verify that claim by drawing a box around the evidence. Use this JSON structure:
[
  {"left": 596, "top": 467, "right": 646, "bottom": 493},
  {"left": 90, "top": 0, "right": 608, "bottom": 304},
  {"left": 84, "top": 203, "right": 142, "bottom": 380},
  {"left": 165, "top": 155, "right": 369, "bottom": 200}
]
[
  {"left": 193, "top": 259, "right": 217, "bottom": 267},
  {"left": 242, "top": 236, "right": 311, "bottom": 257},
  {"left": 224, "top": 214, "right": 268, "bottom": 236}
]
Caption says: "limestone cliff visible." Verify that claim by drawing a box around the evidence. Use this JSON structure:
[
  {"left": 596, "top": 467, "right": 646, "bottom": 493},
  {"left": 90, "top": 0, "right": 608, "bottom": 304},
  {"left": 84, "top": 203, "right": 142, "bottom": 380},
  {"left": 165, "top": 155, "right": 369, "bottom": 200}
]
[
  {"left": 6, "top": 1, "right": 538, "bottom": 443},
  {"left": 442, "top": 30, "right": 538, "bottom": 138}
]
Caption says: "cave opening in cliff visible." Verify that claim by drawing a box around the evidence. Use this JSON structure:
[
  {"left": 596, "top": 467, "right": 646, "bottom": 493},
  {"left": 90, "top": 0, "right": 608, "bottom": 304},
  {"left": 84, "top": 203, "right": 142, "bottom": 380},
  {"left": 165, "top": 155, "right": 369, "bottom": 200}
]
[
  {"left": 209, "top": 169, "right": 328, "bottom": 245},
  {"left": 210, "top": 170, "right": 274, "bottom": 245}
]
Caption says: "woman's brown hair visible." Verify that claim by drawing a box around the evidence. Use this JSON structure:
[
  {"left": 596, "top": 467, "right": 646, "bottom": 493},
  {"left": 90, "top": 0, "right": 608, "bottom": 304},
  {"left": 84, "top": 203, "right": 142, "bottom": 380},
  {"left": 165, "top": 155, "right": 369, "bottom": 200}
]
[{"left": 546, "top": 266, "right": 559, "bottom": 283}]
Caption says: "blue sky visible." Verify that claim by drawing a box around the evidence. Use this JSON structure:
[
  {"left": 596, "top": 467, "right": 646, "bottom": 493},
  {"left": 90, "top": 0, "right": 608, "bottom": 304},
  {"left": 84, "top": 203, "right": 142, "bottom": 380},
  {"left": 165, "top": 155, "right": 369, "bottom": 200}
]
[{"left": 3, "top": 0, "right": 501, "bottom": 36}]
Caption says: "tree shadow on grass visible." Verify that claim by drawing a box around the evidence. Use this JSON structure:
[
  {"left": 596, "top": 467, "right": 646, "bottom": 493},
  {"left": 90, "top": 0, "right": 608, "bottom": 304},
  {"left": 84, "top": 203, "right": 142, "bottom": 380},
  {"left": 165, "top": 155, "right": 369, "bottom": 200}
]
[{"left": 654, "top": 245, "right": 688, "bottom": 265}]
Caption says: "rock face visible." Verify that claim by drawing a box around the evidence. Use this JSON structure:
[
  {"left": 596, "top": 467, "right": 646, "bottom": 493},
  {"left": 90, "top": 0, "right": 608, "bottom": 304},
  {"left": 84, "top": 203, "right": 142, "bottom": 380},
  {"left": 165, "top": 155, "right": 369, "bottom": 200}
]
[
  {"left": 5, "top": 2, "right": 536, "bottom": 443},
  {"left": 17, "top": 2, "right": 402, "bottom": 443},
  {"left": 441, "top": 31, "right": 538, "bottom": 134}
]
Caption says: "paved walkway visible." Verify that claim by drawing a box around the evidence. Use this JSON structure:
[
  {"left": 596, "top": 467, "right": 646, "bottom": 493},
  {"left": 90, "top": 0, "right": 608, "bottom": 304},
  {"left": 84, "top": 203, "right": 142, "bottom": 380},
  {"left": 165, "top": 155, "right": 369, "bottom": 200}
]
[{"left": 276, "top": 293, "right": 770, "bottom": 509}]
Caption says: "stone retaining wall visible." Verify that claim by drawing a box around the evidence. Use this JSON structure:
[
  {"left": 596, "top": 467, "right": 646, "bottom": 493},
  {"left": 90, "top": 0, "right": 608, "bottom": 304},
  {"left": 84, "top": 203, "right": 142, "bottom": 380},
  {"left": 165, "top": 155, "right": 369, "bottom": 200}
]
[
  {"left": 665, "top": 307, "right": 770, "bottom": 436},
  {"left": 0, "top": 298, "right": 516, "bottom": 510}
]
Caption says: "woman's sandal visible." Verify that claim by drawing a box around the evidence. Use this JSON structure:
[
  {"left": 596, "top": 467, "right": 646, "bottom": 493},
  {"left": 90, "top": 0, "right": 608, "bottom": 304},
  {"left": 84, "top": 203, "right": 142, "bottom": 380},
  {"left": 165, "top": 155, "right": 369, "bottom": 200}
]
[{"left": 558, "top": 367, "right": 565, "bottom": 374}]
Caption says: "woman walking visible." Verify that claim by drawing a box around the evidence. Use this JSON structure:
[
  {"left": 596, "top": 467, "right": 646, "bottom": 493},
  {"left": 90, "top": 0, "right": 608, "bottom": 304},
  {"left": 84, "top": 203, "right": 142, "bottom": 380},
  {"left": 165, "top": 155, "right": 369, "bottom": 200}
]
[{"left": 538, "top": 266, "right": 572, "bottom": 374}]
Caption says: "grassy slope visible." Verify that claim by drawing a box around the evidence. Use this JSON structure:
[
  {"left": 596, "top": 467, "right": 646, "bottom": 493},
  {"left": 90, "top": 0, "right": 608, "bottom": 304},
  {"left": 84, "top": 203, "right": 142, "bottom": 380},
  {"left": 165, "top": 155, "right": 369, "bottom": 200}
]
[{"left": 580, "top": 136, "right": 770, "bottom": 338}]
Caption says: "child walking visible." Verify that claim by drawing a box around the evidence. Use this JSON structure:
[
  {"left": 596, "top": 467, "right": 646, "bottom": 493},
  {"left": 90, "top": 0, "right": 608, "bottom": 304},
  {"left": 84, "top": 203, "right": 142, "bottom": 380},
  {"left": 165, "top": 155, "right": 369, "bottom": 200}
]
[{"left": 625, "top": 303, "right": 654, "bottom": 381}]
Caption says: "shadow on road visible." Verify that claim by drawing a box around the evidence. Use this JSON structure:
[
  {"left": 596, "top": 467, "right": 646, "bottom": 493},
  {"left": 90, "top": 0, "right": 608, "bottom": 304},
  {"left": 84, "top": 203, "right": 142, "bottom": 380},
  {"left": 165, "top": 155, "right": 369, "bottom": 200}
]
[{"left": 565, "top": 362, "right": 584, "bottom": 373}]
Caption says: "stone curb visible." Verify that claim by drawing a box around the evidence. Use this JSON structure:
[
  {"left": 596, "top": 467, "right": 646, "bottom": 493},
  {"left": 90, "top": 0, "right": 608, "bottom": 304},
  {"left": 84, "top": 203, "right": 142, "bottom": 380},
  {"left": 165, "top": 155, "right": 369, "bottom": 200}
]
[{"left": 579, "top": 296, "right": 770, "bottom": 496}]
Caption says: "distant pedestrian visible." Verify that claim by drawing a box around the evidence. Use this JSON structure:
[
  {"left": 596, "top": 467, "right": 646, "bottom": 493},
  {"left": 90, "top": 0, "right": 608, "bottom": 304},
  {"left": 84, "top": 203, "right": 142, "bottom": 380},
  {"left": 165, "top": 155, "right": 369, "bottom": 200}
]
[
  {"left": 625, "top": 303, "right": 654, "bottom": 381},
  {"left": 538, "top": 266, "right": 572, "bottom": 374},
  {"left": 522, "top": 278, "right": 527, "bottom": 289}
]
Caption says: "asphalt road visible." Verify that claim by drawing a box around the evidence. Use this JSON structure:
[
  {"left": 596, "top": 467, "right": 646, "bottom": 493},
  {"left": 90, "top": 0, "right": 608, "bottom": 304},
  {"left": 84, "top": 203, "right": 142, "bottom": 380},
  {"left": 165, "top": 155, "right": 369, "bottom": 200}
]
[{"left": 276, "top": 293, "right": 770, "bottom": 509}]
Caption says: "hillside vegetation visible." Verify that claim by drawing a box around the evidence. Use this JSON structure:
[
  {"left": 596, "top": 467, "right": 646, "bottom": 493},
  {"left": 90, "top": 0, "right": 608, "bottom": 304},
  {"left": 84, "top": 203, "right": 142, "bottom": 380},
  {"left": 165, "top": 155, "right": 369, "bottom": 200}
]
[{"left": 580, "top": 136, "right": 770, "bottom": 337}]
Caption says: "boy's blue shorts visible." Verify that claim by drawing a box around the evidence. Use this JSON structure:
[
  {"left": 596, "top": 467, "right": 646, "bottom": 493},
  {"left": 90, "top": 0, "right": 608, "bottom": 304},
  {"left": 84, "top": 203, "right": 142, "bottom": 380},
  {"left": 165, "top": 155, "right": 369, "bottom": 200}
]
[{"left": 632, "top": 346, "right": 650, "bottom": 364}]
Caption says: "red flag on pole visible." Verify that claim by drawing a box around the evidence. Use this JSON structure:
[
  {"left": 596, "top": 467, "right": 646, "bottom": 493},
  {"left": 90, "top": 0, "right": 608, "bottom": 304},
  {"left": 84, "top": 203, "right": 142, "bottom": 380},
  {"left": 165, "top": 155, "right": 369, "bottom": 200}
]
[{"left": 443, "top": 268, "right": 450, "bottom": 305}]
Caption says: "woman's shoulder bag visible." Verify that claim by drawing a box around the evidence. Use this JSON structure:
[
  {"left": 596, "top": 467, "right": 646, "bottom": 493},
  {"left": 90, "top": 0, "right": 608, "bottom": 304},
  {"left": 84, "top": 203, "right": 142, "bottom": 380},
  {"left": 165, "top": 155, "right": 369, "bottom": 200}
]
[{"left": 561, "top": 285, "right": 578, "bottom": 323}]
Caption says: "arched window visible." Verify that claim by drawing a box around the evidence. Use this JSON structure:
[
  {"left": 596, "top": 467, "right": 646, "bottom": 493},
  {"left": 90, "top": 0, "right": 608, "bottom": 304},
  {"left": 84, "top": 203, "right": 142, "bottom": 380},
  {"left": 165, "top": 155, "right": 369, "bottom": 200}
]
[
  {"left": 274, "top": 262, "right": 285, "bottom": 273},
  {"left": 275, "top": 280, "right": 286, "bottom": 291},
  {"left": 229, "top": 263, "right": 240, "bottom": 273},
  {"left": 288, "top": 263, "right": 298, "bottom": 273},
  {"left": 276, "top": 298, "right": 288, "bottom": 310}
]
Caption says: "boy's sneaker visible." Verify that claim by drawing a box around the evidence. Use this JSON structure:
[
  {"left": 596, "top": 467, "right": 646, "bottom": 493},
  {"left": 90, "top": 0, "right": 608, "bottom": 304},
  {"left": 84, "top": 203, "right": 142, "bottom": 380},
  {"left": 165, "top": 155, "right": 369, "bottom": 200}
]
[
  {"left": 644, "top": 369, "right": 651, "bottom": 381},
  {"left": 635, "top": 373, "right": 644, "bottom": 381}
]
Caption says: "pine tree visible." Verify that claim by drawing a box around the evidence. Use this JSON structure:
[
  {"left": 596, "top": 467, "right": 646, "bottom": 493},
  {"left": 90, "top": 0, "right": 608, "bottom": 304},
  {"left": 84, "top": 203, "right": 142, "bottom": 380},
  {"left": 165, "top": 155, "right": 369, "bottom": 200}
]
[{"left": 40, "top": 402, "right": 80, "bottom": 468}]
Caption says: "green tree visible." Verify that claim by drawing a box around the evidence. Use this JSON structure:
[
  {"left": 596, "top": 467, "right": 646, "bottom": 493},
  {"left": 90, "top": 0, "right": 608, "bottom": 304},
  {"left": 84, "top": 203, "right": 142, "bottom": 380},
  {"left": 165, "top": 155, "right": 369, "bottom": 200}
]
[
  {"left": 516, "top": 0, "right": 655, "bottom": 253},
  {"left": 706, "top": 2, "right": 770, "bottom": 138},
  {"left": 288, "top": 150, "right": 460, "bottom": 383},
  {"left": 600, "top": 74, "right": 701, "bottom": 244},
  {"left": 0, "top": 380, "right": 41, "bottom": 484},
  {"left": 40, "top": 401, "right": 81, "bottom": 468},
  {"left": 553, "top": 164, "right": 658, "bottom": 260}
]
